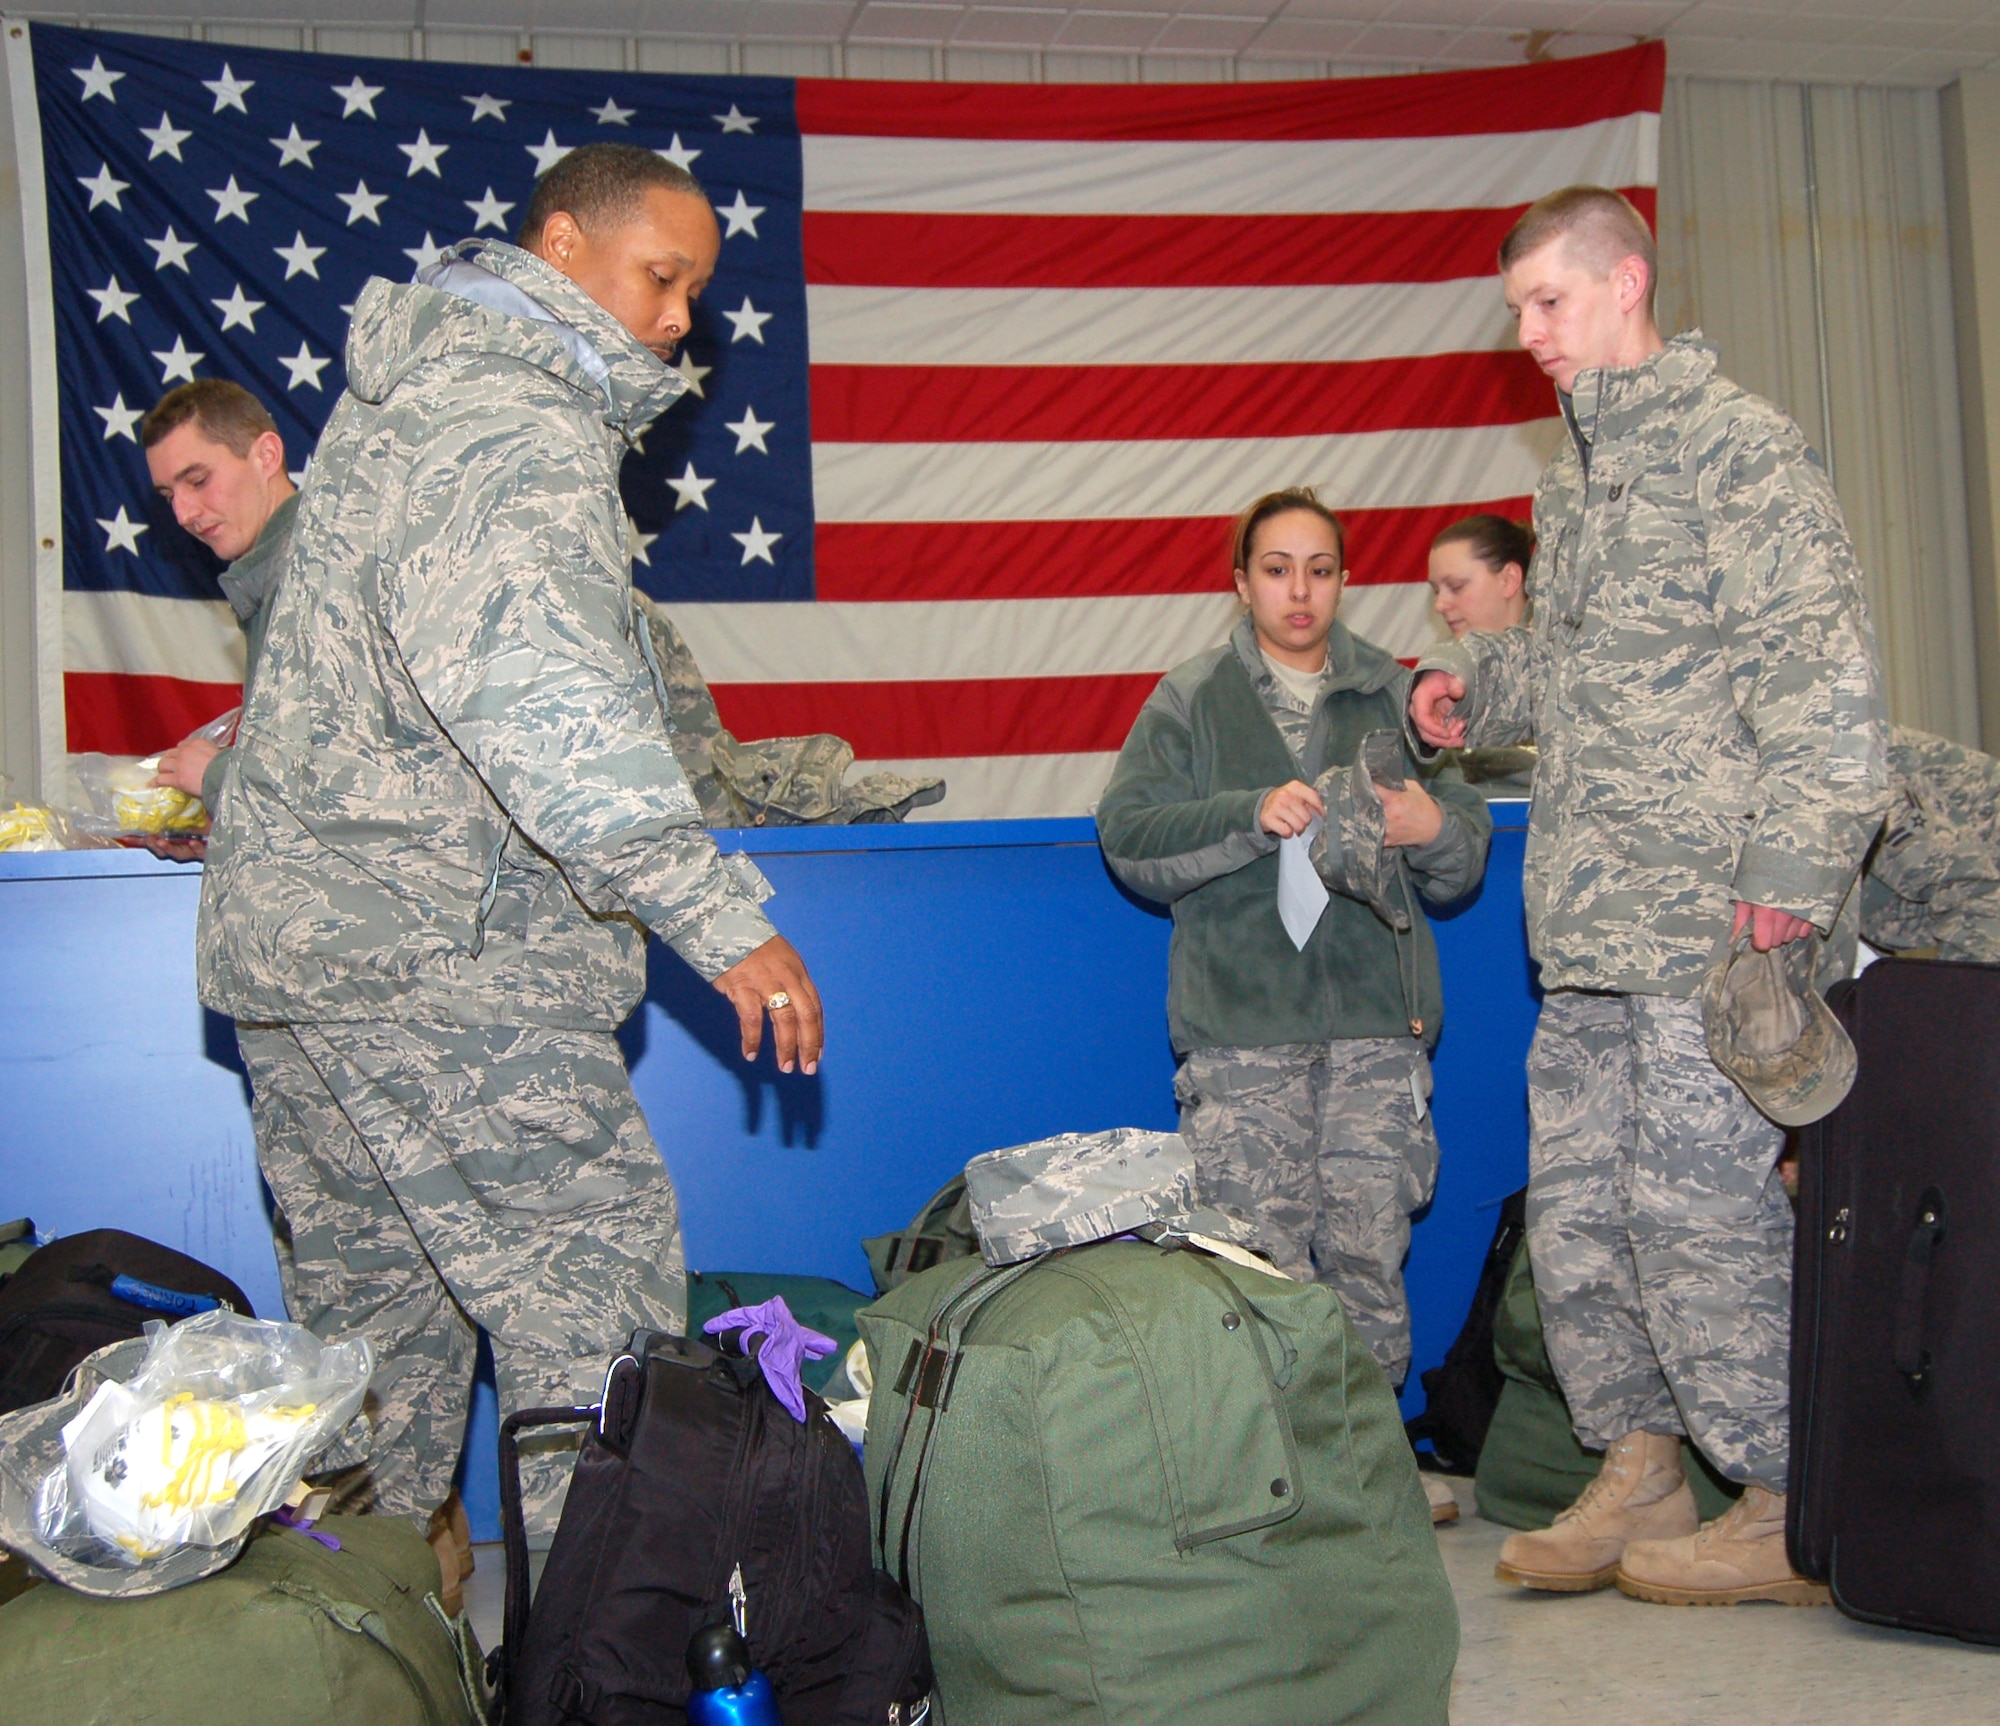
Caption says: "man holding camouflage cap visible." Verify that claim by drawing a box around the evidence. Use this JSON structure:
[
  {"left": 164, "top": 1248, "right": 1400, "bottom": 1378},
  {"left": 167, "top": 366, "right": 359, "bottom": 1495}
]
[
  {"left": 1410, "top": 186, "right": 1889, "bottom": 1606},
  {"left": 198, "top": 144, "right": 821, "bottom": 1578}
]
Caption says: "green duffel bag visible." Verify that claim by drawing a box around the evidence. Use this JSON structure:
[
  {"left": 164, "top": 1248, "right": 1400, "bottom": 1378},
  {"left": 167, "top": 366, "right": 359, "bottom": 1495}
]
[
  {"left": 861, "top": 1240, "right": 1457, "bottom": 1726},
  {"left": 862, "top": 1173, "right": 979, "bottom": 1295},
  {"left": 1475, "top": 1239, "right": 1739, "bottom": 1530},
  {"left": 0, "top": 1513, "right": 489, "bottom": 1726}
]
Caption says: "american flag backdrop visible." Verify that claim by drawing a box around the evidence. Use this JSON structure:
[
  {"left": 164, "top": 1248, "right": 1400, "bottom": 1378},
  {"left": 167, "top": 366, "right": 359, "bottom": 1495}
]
[{"left": 13, "top": 22, "right": 1662, "bottom": 818}]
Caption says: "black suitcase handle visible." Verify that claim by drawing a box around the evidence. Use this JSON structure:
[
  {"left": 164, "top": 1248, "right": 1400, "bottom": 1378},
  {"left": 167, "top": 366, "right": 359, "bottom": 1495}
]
[
  {"left": 1891, "top": 1186, "right": 1947, "bottom": 1396},
  {"left": 496, "top": 1404, "right": 599, "bottom": 1719}
]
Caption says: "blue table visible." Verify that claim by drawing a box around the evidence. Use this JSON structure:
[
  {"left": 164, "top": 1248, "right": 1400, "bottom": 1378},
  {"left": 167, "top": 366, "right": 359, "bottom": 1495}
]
[{"left": 0, "top": 810, "right": 1538, "bottom": 1538}]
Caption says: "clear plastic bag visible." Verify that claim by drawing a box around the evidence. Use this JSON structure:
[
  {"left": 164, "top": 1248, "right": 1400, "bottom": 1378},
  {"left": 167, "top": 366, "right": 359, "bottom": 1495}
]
[
  {"left": 69, "top": 707, "right": 239, "bottom": 839},
  {"left": 7, "top": 1309, "right": 371, "bottom": 1593}
]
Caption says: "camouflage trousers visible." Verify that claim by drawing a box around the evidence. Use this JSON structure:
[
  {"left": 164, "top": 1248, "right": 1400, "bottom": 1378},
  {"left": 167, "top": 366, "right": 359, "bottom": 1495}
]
[
  {"left": 237, "top": 1020, "right": 687, "bottom": 1538},
  {"left": 1176, "top": 1038, "right": 1440, "bottom": 1387},
  {"left": 1526, "top": 990, "right": 1793, "bottom": 1490}
]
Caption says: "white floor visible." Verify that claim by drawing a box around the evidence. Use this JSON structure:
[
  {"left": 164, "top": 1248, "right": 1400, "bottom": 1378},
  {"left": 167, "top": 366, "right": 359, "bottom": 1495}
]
[{"left": 464, "top": 1479, "right": 2000, "bottom": 1722}]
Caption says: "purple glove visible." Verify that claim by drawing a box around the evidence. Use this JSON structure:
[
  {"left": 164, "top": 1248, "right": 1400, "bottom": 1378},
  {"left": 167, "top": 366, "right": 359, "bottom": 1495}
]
[{"left": 702, "top": 1296, "right": 837, "bottom": 1424}]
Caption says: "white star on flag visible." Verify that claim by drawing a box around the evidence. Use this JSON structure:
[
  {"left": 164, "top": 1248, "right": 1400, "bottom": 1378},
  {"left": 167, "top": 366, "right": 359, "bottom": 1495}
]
[
  {"left": 73, "top": 56, "right": 125, "bottom": 103},
  {"left": 732, "top": 518, "right": 782, "bottom": 566},
  {"left": 626, "top": 516, "right": 658, "bottom": 565},
  {"left": 207, "top": 175, "right": 259, "bottom": 223},
  {"left": 464, "top": 93, "right": 510, "bottom": 122},
  {"left": 78, "top": 163, "right": 129, "bottom": 211},
  {"left": 88, "top": 276, "right": 139, "bottom": 324},
  {"left": 139, "top": 112, "right": 191, "bottom": 161},
  {"left": 668, "top": 462, "right": 715, "bottom": 512},
  {"left": 724, "top": 298, "right": 771, "bottom": 344},
  {"left": 724, "top": 407, "right": 774, "bottom": 454},
  {"left": 95, "top": 395, "right": 143, "bottom": 442},
  {"left": 98, "top": 507, "right": 148, "bottom": 555},
  {"left": 338, "top": 180, "right": 387, "bottom": 225},
  {"left": 525, "top": 131, "right": 573, "bottom": 175},
  {"left": 146, "top": 226, "right": 198, "bottom": 272},
  {"left": 152, "top": 336, "right": 205, "bottom": 384},
  {"left": 465, "top": 188, "right": 516, "bottom": 232},
  {"left": 656, "top": 133, "right": 702, "bottom": 171},
  {"left": 402, "top": 232, "right": 447, "bottom": 272},
  {"left": 212, "top": 283, "right": 265, "bottom": 332},
  {"left": 714, "top": 104, "right": 758, "bottom": 134},
  {"left": 270, "top": 124, "right": 321, "bottom": 168},
  {"left": 718, "top": 191, "right": 764, "bottom": 240},
  {"left": 591, "top": 97, "right": 635, "bottom": 125},
  {"left": 332, "top": 76, "right": 383, "bottom": 119},
  {"left": 398, "top": 129, "right": 449, "bottom": 177},
  {"left": 274, "top": 231, "right": 327, "bottom": 279},
  {"left": 280, "top": 342, "right": 331, "bottom": 391},
  {"left": 674, "top": 352, "right": 711, "bottom": 398},
  {"left": 203, "top": 63, "right": 254, "bottom": 114}
]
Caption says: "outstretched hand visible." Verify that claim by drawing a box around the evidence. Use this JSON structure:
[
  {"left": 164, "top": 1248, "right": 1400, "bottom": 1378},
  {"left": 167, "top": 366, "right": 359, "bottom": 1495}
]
[
  {"left": 1408, "top": 670, "right": 1467, "bottom": 750},
  {"left": 1731, "top": 901, "right": 1814, "bottom": 952},
  {"left": 712, "top": 934, "right": 824, "bottom": 1074}
]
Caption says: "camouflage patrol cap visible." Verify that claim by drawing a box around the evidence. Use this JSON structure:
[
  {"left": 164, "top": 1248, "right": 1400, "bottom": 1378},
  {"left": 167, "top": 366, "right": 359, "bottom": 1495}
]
[
  {"left": 1703, "top": 930, "right": 1856, "bottom": 1127},
  {"left": 964, "top": 1127, "right": 1256, "bottom": 1267}
]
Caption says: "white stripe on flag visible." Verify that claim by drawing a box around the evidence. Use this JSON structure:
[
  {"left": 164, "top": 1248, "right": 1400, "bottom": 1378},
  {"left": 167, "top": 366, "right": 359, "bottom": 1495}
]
[
  {"left": 65, "top": 589, "right": 244, "bottom": 684},
  {"left": 802, "top": 115, "right": 1659, "bottom": 216},
  {"left": 673, "top": 592, "right": 1242, "bottom": 684},
  {"left": 805, "top": 277, "right": 1515, "bottom": 368},
  {"left": 671, "top": 582, "right": 1444, "bottom": 686},
  {"left": 812, "top": 420, "right": 1562, "bottom": 524},
  {"left": 858, "top": 751, "right": 1125, "bottom": 822}
]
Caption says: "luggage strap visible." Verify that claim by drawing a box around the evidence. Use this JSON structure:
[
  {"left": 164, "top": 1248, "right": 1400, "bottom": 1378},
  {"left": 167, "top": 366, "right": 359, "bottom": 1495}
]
[
  {"left": 1891, "top": 1186, "right": 1948, "bottom": 1396},
  {"left": 876, "top": 1255, "right": 1050, "bottom": 1594}
]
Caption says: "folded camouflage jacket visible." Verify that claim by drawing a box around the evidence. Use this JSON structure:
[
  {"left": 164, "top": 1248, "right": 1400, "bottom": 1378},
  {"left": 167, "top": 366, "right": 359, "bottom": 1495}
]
[
  {"left": 1097, "top": 615, "right": 1490, "bottom": 1054},
  {"left": 1414, "top": 332, "right": 1889, "bottom": 999},
  {"left": 198, "top": 241, "right": 776, "bottom": 1029},
  {"left": 633, "top": 594, "right": 944, "bottom": 826}
]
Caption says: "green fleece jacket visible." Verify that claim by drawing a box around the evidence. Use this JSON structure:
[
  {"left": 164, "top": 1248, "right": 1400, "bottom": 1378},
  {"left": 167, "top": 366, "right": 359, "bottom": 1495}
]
[{"left": 1097, "top": 616, "right": 1491, "bottom": 1055}]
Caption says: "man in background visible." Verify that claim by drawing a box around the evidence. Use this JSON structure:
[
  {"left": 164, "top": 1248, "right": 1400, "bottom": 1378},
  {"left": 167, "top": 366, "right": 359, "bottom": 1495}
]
[
  {"left": 141, "top": 379, "right": 296, "bottom": 815},
  {"left": 1411, "top": 185, "right": 1889, "bottom": 1606}
]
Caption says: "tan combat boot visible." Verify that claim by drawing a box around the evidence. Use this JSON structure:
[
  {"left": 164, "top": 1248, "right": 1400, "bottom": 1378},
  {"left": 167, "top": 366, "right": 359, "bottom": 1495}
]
[
  {"left": 427, "top": 1490, "right": 474, "bottom": 1617},
  {"left": 1423, "top": 1473, "right": 1461, "bottom": 1526},
  {"left": 1616, "top": 1485, "right": 1831, "bottom": 1606},
  {"left": 1494, "top": 1430, "right": 1698, "bottom": 1591}
]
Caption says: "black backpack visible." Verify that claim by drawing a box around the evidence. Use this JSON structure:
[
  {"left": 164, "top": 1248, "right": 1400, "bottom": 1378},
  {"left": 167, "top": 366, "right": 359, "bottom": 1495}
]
[
  {"left": 0, "top": 1229, "right": 253, "bottom": 1415},
  {"left": 1403, "top": 1187, "right": 1526, "bottom": 1473},
  {"left": 498, "top": 1327, "right": 932, "bottom": 1726}
]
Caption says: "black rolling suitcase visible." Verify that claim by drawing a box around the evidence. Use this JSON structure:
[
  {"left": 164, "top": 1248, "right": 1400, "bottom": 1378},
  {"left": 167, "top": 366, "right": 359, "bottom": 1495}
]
[{"left": 1789, "top": 957, "right": 2000, "bottom": 1643}]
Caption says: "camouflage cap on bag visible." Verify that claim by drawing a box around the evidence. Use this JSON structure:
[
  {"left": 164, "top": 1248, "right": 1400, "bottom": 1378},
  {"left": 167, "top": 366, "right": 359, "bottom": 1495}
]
[
  {"left": 1702, "top": 931, "right": 1857, "bottom": 1127},
  {"left": 964, "top": 1127, "right": 1256, "bottom": 1267}
]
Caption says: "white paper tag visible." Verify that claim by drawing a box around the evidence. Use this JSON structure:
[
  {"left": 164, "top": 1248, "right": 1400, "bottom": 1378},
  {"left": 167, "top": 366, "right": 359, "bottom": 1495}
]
[
  {"left": 1277, "top": 816, "right": 1329, "bottom": 951},
  {"left": 1410, "top": 1065, "right": 1429, "bottom": 1121}
]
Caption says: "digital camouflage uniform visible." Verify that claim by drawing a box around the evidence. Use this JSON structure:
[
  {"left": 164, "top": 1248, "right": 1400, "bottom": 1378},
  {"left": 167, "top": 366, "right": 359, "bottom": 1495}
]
[
  {"left": 633, "top": 592, "right": 944, "bottom": 827},
  {"left": 1862, "top": 726, "right": 2000, "bottom": 963},
  {"left": 199, "top": 490, "right": 298, "bottom": 812},
  {"left": 1414, "top": 332, "right": 1890, "bottom": 1489},
  {"left": 1099, "top": 616, "right": 1491, "bottom": 1387},
  {"left": 200, "top": 241, "right": 779, "bottom": 1533}
]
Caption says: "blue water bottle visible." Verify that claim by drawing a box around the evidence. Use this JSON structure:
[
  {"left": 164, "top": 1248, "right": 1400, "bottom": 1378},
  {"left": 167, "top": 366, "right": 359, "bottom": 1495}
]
[{"left": 685, "top": 1565, "right": 781, "bottom": 1726}]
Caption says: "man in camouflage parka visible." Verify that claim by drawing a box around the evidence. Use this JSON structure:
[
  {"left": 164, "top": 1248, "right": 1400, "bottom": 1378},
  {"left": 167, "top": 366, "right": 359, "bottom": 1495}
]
[
  {"left": 1863, "top": 726, "right": 2000, "bottom": 962},
  {"left": 198, "top": 147, "right": 823, "bottom": 1557},
  {"left": 1411, "top": 187, "right": 1889, "bottom": 1607}
]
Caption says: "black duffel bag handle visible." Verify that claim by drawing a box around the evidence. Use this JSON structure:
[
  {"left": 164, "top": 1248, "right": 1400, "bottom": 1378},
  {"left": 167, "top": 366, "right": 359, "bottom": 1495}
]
[
  {"left": 1891, "top": 1185, "right": 1948, "bottom": 1397},
  {"left": 495, "top": 1404, "right": 596, "bottom": 1718}
]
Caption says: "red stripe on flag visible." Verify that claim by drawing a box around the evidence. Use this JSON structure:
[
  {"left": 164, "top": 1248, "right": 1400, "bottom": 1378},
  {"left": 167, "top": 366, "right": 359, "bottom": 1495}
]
[
  {"left": 795, "top": 44, "right": 1663, "bottom": 141},
  {"left": 813, "top": 500, "right": 1531, "bottom": 603},
  {"left": 811, "top": 354, "right": 1553, "bottom": 444},
  {"left": 64, "top": 672, "right": 240, "bottom": 757},
  {"left": 710, "top": 674, "right": 1159, "bottom": 758}
]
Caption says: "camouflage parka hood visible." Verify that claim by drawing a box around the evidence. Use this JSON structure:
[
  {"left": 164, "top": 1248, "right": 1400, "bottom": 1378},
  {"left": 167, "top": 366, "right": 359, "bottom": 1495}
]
[{"left": 197, "top": 242, "right": 774, "bottom": 1029}]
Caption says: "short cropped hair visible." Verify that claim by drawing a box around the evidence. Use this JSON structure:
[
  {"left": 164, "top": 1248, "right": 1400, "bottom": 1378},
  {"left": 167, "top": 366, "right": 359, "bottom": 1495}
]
[
  {"left": 1231, "top": 487, "right": 1346, "bottom": 574},
  {"left": 518, "top": 142, "right": 707, "bottom": 246},
  {"left": 141, "top": 378, "right": 278, "bottom": 456},
  {"left": 1499, "top": 185, "right": 1657, "bottom": 308}
]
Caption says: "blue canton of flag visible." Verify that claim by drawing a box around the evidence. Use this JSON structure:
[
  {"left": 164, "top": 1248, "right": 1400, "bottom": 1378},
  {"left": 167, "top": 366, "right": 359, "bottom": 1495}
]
[{"left": 34, "top": 20, "right": 813, "bottom": 629}]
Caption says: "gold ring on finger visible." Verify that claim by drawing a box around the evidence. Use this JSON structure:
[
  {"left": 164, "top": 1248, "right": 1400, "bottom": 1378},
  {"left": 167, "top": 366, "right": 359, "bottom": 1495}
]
[{"left": 765, "top": 991, "right": 793, "bottom": 1012}]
